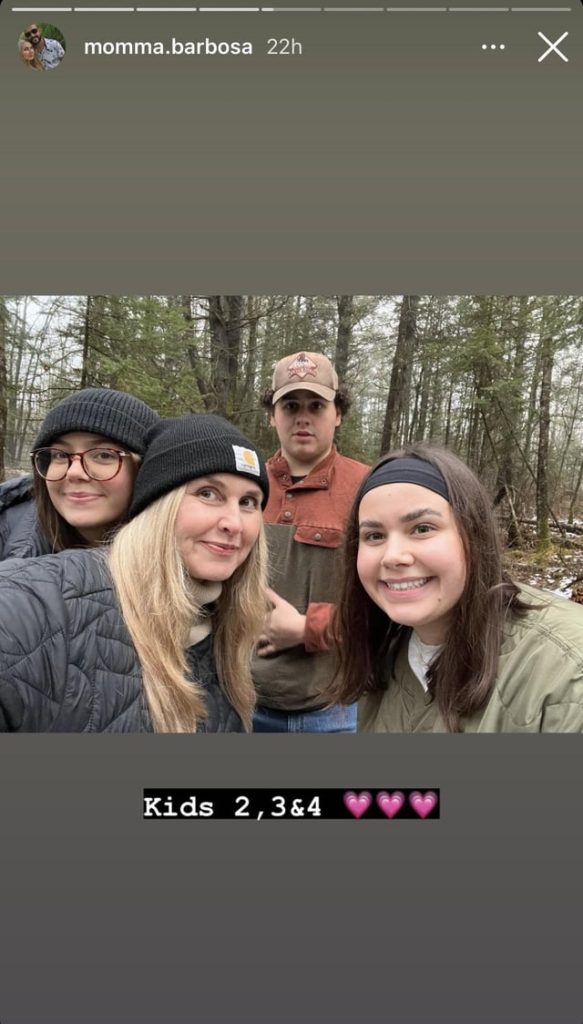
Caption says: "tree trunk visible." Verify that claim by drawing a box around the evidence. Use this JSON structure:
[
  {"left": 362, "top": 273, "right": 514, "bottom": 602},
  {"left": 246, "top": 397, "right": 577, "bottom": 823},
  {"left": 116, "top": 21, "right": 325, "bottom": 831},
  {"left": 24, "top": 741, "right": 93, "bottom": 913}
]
[
  {"left": 335, "top": 295, "right": 354, "bottom": 383},
  {"left": 494, "top": 297, "right": 529, "bottom": 545},
  {"left": 568, "top": 458, "right": 583, "bottom": 525},
  {"left": 242, "top": 296, "right": 260, "bottom": 434},
  {"left": 380, "top": 295, "right": 419, "bottom": 453},
  {"left": 181, "top": 296, "right": 211, "bottom": 410},
  {"left": 208, "top": 296, "right": 243, "bottom": 417},
  {"left": 536, "top": 330, "right": 553, "bottom": 547}
]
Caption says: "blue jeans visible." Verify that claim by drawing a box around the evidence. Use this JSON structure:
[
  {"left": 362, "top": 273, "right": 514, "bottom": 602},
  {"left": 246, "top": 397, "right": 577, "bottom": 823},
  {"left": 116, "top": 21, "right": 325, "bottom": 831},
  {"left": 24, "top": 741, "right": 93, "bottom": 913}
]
[{"left": 253, "top": 703, "right": 357, "bottom": 733}]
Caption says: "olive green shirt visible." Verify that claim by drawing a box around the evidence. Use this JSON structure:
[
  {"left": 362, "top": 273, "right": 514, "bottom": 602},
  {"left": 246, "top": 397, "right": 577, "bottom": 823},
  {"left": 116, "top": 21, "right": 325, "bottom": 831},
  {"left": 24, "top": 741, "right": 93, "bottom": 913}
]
[{"left": 359, "top": 585, "right": 583, "bottom": 733}]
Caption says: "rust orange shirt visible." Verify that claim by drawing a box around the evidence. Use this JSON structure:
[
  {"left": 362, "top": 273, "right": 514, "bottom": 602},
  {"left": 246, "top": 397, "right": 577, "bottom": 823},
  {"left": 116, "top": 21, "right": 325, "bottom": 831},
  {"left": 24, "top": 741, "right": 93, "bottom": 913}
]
[{"left": 253, "top": 446, "right": 369, "bottom": 710}]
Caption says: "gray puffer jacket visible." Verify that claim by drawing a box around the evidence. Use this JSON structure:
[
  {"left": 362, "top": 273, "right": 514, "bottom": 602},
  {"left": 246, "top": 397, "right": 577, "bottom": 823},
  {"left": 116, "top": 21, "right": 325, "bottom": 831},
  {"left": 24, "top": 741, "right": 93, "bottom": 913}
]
[
  {"left": 0, "top": 549, "right": 244, "bottom": 733},
  {"left": 0, "top": 476, "right": 50, "bottom": 560}
]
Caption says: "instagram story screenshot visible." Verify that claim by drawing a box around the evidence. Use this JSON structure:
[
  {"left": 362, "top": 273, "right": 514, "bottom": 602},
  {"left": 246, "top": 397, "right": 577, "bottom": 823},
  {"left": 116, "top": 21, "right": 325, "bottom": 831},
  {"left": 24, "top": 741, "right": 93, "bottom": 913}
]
[{"left": 0, "top": 1, "right": 581, "bottom": 1022}]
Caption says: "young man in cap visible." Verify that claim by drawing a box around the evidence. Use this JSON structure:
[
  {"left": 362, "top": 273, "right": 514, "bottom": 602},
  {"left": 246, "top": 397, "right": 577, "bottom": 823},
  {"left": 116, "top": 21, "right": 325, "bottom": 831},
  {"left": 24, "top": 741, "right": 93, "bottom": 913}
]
[{"left": 252, "top": 351, "right": 368, "bottom": 732}]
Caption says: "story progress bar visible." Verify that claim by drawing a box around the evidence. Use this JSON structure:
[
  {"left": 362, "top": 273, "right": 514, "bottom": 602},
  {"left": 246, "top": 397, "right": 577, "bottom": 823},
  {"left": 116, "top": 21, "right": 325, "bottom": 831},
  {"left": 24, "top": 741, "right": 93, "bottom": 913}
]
[{"left": 10, "top": 5, "right": 575, "bottom": 12}]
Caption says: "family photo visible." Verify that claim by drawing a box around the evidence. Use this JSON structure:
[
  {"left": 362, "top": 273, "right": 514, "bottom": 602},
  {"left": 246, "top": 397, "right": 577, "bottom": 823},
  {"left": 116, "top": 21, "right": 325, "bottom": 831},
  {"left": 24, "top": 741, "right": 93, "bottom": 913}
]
[{"left": 1, "top": 294, "right": 582, "bottom": 733}]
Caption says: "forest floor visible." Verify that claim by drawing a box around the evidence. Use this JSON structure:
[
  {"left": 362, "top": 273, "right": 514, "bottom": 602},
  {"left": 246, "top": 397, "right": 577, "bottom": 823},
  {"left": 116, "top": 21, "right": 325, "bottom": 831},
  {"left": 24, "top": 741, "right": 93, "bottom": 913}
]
[{"left": 503, "top": 521, "right": 583, "bottom": 602}]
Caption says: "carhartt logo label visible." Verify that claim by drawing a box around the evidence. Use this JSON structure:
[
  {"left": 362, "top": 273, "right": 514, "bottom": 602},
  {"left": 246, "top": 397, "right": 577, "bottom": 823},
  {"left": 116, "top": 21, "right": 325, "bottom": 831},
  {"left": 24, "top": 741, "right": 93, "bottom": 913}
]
[
  {"left": 287, "top": 353, "right": 318, "bottom": 380},
  {"left": 232, "top": 445, "right": 260, "bottom": 476}
]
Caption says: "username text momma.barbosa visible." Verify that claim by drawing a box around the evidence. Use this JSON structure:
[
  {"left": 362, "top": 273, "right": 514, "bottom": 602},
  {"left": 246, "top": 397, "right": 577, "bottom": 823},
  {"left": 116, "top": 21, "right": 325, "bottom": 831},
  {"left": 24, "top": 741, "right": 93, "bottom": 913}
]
[{"left": 84, "top": 38, "right": 253, "bottom": 57}]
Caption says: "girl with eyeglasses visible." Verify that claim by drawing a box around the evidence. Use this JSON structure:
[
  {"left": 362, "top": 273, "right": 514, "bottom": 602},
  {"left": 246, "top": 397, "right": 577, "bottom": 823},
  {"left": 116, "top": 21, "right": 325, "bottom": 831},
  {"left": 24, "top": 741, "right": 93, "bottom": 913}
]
[
  {"left": 0, "top": 388, "right": 158, "bottom": 560},
  {"left": 331, "top": 445, "right": 583, "bottom": 733},
  {"left": 0, "top": 415, "right": 269, "bottom": 733}
]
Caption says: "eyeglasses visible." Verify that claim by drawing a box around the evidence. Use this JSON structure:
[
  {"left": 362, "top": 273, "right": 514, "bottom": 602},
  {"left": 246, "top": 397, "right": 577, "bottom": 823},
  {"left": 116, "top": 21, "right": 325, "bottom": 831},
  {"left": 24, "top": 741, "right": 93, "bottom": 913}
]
[
  {"left": 24, "top": 28, "right": 39, "bottom": 38},
  {"left": 31, "top": 447, "right": 132, "bottom": 482}
]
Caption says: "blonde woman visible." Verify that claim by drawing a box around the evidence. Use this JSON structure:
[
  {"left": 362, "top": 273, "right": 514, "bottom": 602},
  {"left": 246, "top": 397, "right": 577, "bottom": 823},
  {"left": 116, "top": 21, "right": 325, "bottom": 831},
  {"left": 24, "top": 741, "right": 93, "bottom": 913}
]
[
  {"left": 0, "top": 415, "right": 269, "bottom": 733},
  {"left": 18, "top": 38, "right": 44, "bottom": 69}
]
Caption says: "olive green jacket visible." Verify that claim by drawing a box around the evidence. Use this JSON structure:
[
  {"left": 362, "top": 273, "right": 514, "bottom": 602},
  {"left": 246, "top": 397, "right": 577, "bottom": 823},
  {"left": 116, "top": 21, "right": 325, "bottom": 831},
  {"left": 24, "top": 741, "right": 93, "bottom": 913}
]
[{"left": 359, "top": 585, "right": 583, "bottom": 733}]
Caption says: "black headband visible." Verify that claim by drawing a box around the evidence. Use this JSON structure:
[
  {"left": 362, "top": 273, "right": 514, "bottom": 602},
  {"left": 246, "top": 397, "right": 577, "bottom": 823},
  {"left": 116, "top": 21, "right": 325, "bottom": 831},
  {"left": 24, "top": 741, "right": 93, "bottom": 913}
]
[{"left": 361, "top": 456, "right": 450, "bottom": 503}]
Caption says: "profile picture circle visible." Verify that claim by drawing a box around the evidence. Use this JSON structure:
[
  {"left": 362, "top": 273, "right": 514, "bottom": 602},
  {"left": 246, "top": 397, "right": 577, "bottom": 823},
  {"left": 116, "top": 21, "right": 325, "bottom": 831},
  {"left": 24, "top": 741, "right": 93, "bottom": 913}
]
[{"left": 19, "top": 23, "right": 66, "bottom": 71}]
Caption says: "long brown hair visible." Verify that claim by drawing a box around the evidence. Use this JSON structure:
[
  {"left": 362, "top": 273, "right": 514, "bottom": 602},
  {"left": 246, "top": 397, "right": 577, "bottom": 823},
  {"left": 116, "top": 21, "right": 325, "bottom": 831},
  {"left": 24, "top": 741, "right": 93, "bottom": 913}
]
[
  {"left": 332, "top": 444, "right": 531, "bottom": 731},
  {"left": 33, "top": 474, "right": 96, "bottom": 552}
]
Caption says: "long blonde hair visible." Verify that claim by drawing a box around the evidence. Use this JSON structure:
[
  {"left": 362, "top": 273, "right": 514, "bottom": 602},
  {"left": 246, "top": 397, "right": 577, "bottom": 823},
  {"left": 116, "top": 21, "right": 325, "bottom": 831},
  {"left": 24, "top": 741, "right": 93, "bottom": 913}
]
[
  {"left": 19, "top": 38, "right": 44, "bottom": 69},
  {"left": 108, "top": 485, "right": 268, "bottom": 733}
]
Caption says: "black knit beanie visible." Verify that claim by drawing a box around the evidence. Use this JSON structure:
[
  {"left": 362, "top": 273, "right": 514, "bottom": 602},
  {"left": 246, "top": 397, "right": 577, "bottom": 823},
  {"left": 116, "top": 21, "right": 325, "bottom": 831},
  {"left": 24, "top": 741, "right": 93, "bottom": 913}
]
[
  {"left": 32, "top": 388, "right": 159, "bottom": 456},
  {"left": 129, "top": 414, "right": 269, "bottom": 518}
]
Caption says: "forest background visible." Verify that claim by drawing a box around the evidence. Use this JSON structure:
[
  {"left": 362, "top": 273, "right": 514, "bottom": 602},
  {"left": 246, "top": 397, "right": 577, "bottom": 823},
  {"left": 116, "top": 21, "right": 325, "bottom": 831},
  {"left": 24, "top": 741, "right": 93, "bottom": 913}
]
[{"left": 1, "top": 294, "right": 582, "bottom": 593}]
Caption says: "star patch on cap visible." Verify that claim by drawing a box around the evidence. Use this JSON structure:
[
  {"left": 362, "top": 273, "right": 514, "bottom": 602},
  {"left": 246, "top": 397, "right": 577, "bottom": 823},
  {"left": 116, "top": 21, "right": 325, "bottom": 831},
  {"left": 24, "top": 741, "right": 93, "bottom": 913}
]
[{"left": 287, "top": 352, "right": 318, "bottom": 380}]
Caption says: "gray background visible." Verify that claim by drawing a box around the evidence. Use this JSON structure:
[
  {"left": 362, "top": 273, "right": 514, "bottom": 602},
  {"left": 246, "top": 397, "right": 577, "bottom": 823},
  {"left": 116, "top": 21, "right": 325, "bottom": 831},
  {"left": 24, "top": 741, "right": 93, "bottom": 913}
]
[
  {"left": 0, "top": 0, "right": 581, "bottom": 292},
  {"left": 1, "top": 735, "right": 582, "bottom": 1022},
  {"left": 1, "top": 2, "right": 582, "bottom": 1021}
]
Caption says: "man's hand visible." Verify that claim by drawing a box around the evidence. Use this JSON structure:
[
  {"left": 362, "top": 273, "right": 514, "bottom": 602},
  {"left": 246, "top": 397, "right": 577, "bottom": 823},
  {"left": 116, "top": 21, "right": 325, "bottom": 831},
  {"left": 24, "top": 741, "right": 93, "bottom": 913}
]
[{"left": 256, "top": 587, "right": 306, "bottom": 657}]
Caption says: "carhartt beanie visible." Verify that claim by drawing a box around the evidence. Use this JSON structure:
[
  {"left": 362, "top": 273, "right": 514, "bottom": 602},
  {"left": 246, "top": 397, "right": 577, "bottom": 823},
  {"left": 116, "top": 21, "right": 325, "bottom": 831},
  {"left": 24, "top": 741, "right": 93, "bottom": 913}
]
[
  {"left": 33, "top": 388, "right": 159, "bottom": 456},
  {"left": 129, "top": 414, "right": 269, "bottom": 518}
]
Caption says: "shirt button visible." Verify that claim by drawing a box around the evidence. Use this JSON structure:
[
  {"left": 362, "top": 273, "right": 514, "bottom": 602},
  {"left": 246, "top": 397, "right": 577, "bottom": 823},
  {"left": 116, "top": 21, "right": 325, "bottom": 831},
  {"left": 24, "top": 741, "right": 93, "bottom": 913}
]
[
  {"left": 283, "top": 511, "right": 292, "bottom": 520},
  {"left": 314, "top": 533, "right": 322, "bottom": 541},
  {"left": 286, "top": 492, "right": 294, "bottom": 499}
]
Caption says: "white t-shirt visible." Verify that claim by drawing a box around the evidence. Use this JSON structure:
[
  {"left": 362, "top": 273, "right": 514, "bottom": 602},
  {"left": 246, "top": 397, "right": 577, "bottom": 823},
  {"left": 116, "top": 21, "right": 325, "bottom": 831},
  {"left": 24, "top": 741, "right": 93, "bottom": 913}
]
[{"left": 407, "top": 632, "right": 442, "bottom": 691}]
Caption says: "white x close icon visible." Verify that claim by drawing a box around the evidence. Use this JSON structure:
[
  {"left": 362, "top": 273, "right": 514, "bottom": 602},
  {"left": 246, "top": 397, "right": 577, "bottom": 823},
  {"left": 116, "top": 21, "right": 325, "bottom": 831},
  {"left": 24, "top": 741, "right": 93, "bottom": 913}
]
[{"left": 538, "top": 30, "right": 569, "bottom": 63}]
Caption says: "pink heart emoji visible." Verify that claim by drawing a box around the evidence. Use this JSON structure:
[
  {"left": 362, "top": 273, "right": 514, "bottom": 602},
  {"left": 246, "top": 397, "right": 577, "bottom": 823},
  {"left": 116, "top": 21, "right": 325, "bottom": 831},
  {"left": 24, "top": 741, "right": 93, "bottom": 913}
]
[
  {"left": 343, "top": 791, "right": 372, "bottom": 819},
  {"left": 409, "top": 791, "right": 438, "bottom": 819},
  {"left": 376, "top": 791, "right": 405, "bottom": 819}
]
